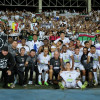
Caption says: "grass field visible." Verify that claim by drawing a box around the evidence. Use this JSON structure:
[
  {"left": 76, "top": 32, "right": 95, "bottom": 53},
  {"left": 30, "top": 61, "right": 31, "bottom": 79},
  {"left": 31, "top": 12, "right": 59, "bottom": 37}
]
[{"left": 0, "top": 81, "right": 100, "bottom": 90}]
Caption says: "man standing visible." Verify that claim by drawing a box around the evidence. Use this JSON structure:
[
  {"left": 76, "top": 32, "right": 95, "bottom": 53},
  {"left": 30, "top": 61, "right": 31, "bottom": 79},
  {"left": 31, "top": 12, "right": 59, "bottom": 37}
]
[
  {"left": 27, "top": 34, "right": 43, "bottom": 52},
  {"left": 37, "top": 48, "right": 50, "bottom": 85},
  {"left": 17, "top": 39, "right": 30, "bottom": 55},
  {"left": 73, "top": 47, "right": 86, "bottom": 83},
  {"left": 87, "top": 45, "right": 100, "bottom": 86},
  {"left": 54, "top": 32, "right": 70, "bottom": 45},
  {"left": 60, "top": 45, "right": 74, "bottom": 69},
  {"left": 8, "top": 40, "right": 19, "bottom": 58}
]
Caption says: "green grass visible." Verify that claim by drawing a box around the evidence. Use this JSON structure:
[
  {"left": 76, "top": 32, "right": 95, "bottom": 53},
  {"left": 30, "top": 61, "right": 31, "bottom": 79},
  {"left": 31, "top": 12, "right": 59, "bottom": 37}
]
[
  {"left": 0, "top": 81, "right": 100, "bottom": 89},
  {"left": 0, "top": 82, "right": 58, "bottom": 89}
]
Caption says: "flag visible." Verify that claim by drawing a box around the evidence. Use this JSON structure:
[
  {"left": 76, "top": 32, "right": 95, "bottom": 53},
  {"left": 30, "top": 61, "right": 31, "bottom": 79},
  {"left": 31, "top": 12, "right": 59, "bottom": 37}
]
[{"left": 12, "top": 22, "right": 18, "bottom": 31}]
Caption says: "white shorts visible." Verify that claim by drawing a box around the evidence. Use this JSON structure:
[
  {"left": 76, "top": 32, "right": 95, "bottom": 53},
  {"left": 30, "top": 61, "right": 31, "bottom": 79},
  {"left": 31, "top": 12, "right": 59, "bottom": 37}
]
[
  {"left": 93, "top": 62, "right": 100, "bottom": 69},
  {"left": 74, "top": 63, "right": 85, "bottom": 70},
  {"left": 38, "top": 64, "right": 48, "bottom": 73},
  {"left": 63, "top": 81, "right": 76, "bottom": 88}
]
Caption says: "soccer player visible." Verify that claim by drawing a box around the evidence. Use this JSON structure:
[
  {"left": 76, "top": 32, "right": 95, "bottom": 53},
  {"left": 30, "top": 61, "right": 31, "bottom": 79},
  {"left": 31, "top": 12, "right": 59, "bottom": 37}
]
[
  {"left": 73, "top": 47, "right": 86, "bottom": 83},
  {"left": 87, "top": 45, "right": 100, "bottom": 86},
  {"left": 60, "top": 45, "right": 74, "bottom": 69},
  {"left": 38, "top": 38, "right": 50, "bottom": 54},
  {"left": 37, "top": 48, "right": 51, "bottom": 85},
  {"left": 95, "top": 35, "right": 100, "bottom": 52},
  {"left": 59, "top": 62, "right": 87, "bottom": 89}
]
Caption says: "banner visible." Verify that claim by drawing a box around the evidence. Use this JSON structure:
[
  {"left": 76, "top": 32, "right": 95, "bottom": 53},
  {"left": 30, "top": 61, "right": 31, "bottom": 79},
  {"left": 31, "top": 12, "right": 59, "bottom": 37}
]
[
  {"left": 78, "top": 33, "right": 96, "bottom": 42},
  {"left": 0, "top": 34, "right": 7, "bottom": 50},
  {"left": 41, "top": 23, "right": 52, "bottom": 28}
]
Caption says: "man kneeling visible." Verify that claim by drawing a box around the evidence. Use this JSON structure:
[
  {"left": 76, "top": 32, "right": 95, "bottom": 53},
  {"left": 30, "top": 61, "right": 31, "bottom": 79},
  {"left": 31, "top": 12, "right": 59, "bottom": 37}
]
[{"left": 59, "top": 62, "right": 88, "bottom": 90}]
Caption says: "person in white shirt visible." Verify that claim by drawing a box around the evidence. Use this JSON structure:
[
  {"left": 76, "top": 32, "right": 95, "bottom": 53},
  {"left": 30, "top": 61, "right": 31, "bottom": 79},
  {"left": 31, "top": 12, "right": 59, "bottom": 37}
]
[
  {"left": 95, "top": 35, "right": 100, "bottom": 52},
  {"left": 54, "top": 32, "right": 70, "bottom": 45},
  {"left": 37, "top": 48, "right": 51, "bottom": 86},
  {"left": 50, "top": 46, "right": 57, "bottom": 58},
  {"left": 87, "top": 45, "right": 100, "bottom": 86},
  {"left": 73, "top": 47, "right": 86, "bottom": 83},
  {"left": 26, "top": 34, "right": 43, "bottom": 52},
  {"left": 17, "top": 39, "right": 30, "bottom": 55},
  {"left": 59, "top": 62, "right": 87, "bottom": 89},
  {"left": 60, "top": 45, "right": 74, "bottom": 69}
]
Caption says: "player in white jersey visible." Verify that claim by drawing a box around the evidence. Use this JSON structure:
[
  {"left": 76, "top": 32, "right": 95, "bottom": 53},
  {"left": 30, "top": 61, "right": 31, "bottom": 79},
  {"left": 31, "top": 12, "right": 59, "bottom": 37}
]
[
  {"left": 73, "top": 47, "right": 86, "bottom": 83},
  {"left": 60, "top": 45, "right": 74, "bottom": 69},
  {"left": 59, "top": 62, "right": 87, "bottom": 89},
  {"left": 37, "top": 48, "right": 51, "bottom": 86},
  {"left": 87, "top": 45, "right": 100, "bottom": 85},
  {"left": 95, "top": 35, "right": 100, "bottom": 52}
]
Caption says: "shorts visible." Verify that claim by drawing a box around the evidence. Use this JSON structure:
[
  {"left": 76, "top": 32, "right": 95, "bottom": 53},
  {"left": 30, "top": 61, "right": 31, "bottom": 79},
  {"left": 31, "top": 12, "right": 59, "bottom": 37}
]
[
  {"left": 93, "top": 61, "right": 100, "bottom": 69},
  {"left": 64, "top": 81, "right": 76, "bottom": 88},
  {"left": 84, "top": 63, "right": 93, "bottom": 72},
  {"left": 53, "top": 69, "right": 60, "bottom": 78},
  {"left": 74, "top": 63, "right": 85, "bottom": 70},
  {"left": 38, "top": 64, "right": 48, "bottom": 73}
]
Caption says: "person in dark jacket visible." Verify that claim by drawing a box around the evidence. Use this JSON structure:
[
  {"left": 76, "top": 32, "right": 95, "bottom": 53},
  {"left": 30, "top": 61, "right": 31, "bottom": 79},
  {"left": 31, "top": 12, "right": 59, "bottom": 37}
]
[
  {"left": 15, "top": 47, "right": 28, "bottom": 86},
  {"left": 0, "top": 46, "right": 15, "bottom": 88}
]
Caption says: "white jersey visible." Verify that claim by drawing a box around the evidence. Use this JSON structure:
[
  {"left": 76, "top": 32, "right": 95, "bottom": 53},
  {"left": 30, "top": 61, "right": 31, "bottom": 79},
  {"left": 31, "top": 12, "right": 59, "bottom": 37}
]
[
  {"left": 88, "top": 51, "right": 100, "bottom": 62},
  {"left": 26, "top": 40, "right": 43, "bottom": 51},
  {"left": 95, "top": 43, "right": 100, "bottom": 52},
  {"left": 73, "top": 53, "right": 82, "bottom": 63},
  {"left": 60, "top": 50, "right": 73, "bottom": 63},
  {"left": 17, "top": 44, "right": 30, "bottom": 54},
  {"left": 60, "top": 70, "right": 80, "bottom": 83},
  {"left": 54, "top": 37, "right": 70, "bottom": 44},
  {"left": 38, "top": 53, "right": 51, "bottom": 64}
]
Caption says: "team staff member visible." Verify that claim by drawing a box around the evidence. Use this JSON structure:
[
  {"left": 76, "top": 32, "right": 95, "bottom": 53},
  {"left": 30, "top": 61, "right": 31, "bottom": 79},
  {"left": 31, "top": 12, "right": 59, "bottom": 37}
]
[
  {"left": 0, "top": 46, "right": 15, "bottom": 88},
  {"left": 49, "top": 51, "right": 62, "bottom": 84},
  {"left": 8, "top": 40, "right": 19, "bottom": 84},
  {"left": 25, "top": 49, "right": 38, "bottom": 85},
  {"left": 8, "top": 40, "right": 19, "bottom": 58},
  {"left": 15, "top": 47, "right": 28, "bottom": 86}
]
